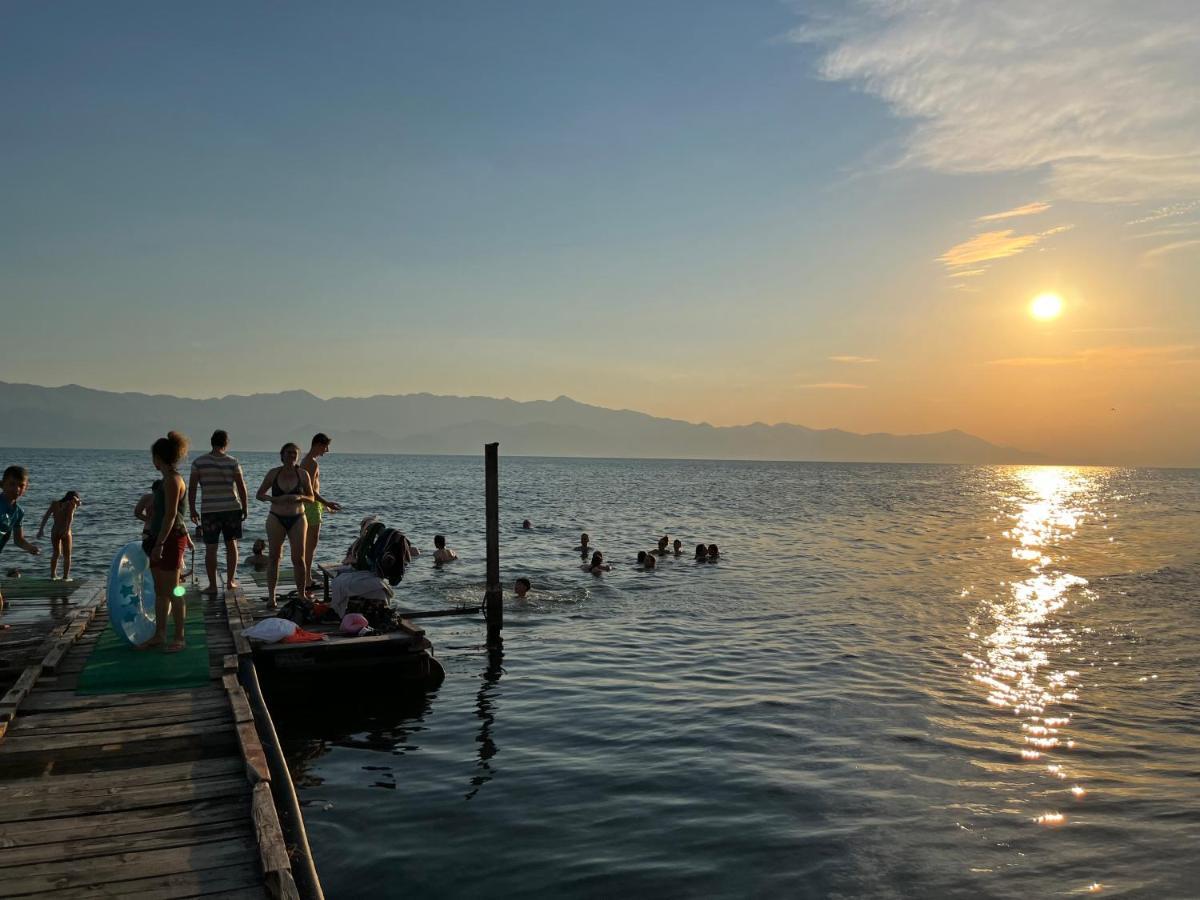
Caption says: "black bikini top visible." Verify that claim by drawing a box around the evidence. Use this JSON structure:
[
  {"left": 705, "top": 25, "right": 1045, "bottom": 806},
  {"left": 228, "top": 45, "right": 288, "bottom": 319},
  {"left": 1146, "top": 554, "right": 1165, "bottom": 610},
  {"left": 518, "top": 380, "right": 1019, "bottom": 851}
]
[{"left": 271, "top": 467, "right": 303, "bottom": 498}]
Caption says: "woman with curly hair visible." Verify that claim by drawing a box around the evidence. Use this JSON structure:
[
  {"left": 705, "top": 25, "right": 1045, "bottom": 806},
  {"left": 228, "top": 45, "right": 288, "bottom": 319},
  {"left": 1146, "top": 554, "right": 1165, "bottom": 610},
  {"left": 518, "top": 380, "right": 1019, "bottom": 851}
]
[{"left": 139, "top": 431, "right": 191, "bottom": 652}]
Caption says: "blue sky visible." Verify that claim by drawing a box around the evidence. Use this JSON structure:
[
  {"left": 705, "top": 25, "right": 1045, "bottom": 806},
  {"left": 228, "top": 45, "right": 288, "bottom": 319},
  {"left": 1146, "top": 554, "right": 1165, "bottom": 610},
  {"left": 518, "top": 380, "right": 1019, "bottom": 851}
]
[{"left": 2, "top": 2, "right": 1198, "bottom": 463}]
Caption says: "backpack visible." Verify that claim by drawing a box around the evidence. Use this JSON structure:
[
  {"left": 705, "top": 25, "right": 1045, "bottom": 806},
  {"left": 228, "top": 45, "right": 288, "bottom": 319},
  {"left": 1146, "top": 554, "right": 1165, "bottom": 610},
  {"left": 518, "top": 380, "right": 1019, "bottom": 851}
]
[{"left": 347, "top": 522, "right": 386, "bottom": 571}]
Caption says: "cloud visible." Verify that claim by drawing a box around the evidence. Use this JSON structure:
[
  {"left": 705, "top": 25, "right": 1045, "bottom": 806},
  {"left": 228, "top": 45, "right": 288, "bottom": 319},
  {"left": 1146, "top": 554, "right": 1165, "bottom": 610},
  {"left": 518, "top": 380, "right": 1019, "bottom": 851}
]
[
  {"left": 829, "top": 355, "right": 879, "bottom": 364},
  {"left": 977, "top": 202, "right": 1050, "bottom": 222},
  {"left": 1126, "top": 200, "right": 1200, "bottom": 225},
  {"left": 939, "top": 224, "right": 1073, "bottom": 271},
  {"left": 987, "top": 344, "right": 1199, "bottom": 367},
  {"left": 797, "top": 382, "right": 867, "bottom": 389},
  {"left": 1140, "top": 238, "right": 1200, "bottom": 263},
  {"left": 791, "top": 2, "right": 1200, "bottom": 203}
]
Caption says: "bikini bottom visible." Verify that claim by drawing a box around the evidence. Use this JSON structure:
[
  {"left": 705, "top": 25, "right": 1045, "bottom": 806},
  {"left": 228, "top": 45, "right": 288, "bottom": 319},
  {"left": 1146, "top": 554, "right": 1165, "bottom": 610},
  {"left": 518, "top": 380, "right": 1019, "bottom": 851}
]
[{"left": 270, "top": 511, "right": 304, "bottom": 532}]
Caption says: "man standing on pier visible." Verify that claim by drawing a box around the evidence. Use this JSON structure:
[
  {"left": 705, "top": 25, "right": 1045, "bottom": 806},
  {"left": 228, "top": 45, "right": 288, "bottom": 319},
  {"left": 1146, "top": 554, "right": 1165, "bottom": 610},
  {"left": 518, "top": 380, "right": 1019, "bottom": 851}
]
[
  {"left": 188, "top": 430, "right": 248, "bottom": 595},
  {"left": 300, "top": 432, "right": 342, "bottom": 595}
]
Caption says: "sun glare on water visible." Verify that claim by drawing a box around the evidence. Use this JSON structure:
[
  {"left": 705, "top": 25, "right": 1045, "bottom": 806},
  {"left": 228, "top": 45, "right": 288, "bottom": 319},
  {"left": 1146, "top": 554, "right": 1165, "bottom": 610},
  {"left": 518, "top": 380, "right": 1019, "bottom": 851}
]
[{"left": 1030, "top": 292, "right": 1064, "bottom": 321}]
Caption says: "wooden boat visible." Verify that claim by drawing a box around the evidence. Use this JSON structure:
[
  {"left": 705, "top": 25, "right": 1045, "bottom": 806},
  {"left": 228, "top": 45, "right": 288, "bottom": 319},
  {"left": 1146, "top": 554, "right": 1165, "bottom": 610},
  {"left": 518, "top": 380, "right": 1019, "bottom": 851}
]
[{"left": 251, "top": 616, "right": 445, "bottom": 691}]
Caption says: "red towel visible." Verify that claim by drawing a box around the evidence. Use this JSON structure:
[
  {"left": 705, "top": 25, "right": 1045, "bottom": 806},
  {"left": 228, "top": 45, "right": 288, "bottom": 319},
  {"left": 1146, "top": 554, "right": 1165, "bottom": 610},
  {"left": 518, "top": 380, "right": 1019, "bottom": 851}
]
[{"left": 280, "top": 628, "right": 326, "bottom": 644}]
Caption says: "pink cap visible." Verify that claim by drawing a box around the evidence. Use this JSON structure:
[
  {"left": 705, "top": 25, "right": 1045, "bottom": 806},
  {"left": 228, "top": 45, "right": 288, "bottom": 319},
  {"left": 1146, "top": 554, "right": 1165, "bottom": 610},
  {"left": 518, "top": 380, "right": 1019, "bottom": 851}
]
[{"left": 340, "top": 613, "right": 370, "bottom": 635}]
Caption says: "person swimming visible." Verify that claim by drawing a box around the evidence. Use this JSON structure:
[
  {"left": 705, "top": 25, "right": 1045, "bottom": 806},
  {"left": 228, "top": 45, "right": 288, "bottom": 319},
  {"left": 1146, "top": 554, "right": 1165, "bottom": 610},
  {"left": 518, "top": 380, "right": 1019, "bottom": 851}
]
[
  {"left": 695, "top": 543, "right": 708, "bottom": 560},
  {"left": 643, "top": 553, "right": 657, "bottom": 570},
  {"left": 707, "top": 543, "right": 720, "bottom": 561},
  {"left": 514, "top": 577, "right": 531, "bottom": 598},
  {"left": 636, "top": 550, "right": 647, "bottom": 567},
  {"left": 582, "top": 551, "right": 610, "bottom": 574},
  {"left": 653, "top": 535, "right": 669, "bottom": 556},
  {"left": 574, "top": 532, "right": 592, "bottom": 555},
  {"left": 673, "top": 539, "right": 683, "bottom": 556},
  {"left": 245, "top": 538, "right": 269, "bottom": 571},
  {"left": 522, "top": 519, "right": 532, "bottom": 530}
]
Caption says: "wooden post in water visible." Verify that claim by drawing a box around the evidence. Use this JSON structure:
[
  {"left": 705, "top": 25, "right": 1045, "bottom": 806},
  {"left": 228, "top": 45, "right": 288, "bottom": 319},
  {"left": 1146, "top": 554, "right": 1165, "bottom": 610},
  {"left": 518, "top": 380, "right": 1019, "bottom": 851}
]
[{"left": 484, "top": 442, "right": 503, "bottom": 646}]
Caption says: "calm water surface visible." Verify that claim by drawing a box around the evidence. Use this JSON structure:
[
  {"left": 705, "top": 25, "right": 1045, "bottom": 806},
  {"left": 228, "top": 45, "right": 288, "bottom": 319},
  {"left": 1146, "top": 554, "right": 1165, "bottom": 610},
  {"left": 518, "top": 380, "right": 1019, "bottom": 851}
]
[{"left": 3, "top": 450, "right": 1198, "bottom": 898}]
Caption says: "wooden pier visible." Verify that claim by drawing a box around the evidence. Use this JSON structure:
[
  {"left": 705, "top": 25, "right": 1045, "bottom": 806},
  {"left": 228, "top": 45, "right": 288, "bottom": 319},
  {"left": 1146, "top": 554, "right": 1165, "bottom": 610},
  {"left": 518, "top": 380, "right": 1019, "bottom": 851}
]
[{"left": 0, "top": 579, "right": 316, "bottom": 899}]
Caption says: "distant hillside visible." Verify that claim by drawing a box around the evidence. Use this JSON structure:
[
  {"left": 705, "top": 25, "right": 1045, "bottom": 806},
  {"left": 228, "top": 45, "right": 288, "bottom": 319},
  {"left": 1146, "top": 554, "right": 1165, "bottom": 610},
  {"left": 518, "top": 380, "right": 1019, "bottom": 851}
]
[{"left": 0, "top": 381, "right": 1042, "bottom": 464}]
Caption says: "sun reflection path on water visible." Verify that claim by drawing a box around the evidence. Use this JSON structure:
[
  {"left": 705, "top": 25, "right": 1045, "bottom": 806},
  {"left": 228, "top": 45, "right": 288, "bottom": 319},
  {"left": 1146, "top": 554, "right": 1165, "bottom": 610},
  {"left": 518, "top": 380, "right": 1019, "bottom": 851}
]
[{"left": 963, "top": 467, "right": 1102, "bottom": 828}]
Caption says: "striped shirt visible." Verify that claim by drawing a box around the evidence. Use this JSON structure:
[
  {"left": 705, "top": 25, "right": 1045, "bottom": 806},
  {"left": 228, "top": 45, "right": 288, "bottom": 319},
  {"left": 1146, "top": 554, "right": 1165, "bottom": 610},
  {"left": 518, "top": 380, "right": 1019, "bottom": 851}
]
[{"left": 190, "top": 452, "right": 244, "bottom": 514}]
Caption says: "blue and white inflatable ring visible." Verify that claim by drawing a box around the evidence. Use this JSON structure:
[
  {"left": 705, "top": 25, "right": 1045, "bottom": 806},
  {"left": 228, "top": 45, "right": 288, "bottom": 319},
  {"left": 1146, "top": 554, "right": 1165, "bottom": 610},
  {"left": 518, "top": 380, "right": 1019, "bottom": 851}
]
[{"left": 107, "top": 540, "right": 157, "bottom": 646}]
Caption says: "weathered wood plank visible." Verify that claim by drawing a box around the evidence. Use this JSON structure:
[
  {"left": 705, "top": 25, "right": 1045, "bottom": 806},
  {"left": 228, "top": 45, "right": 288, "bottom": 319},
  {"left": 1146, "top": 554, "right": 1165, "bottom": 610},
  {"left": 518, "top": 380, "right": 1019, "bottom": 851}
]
[
  {"left": 251, "top": 782, "right": 298, "bottom": 900},
  {"left": 0, "top": 716, "right": 235, "bottom": 758},
  {"left": 0, "top": 798, "right": 249, "bottom": 846},
  {"left": 11, "top": 697, "right": 230, "bottom": 733},
  {"left": 0, "top": 819, "right": 255, "bottom": 869},
  {"left": 1, "top": 757, "right": 244, "bottom": 803},
  {"left": 0, "top": 666, "right": 40, "bottom": 722},
  {"left": 0, "top": 775, "right": 249, "bottom": 824},
  {"left": 19, "top": 687, "right": 215, "bottom": 712}
]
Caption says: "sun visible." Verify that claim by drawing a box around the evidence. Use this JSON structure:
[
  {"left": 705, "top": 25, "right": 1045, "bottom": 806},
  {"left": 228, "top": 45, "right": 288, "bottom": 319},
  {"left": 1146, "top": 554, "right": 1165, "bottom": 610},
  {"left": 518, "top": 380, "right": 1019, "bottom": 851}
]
[{"left": 1029, "top": 292, "right": 1064, "bottom": 321}]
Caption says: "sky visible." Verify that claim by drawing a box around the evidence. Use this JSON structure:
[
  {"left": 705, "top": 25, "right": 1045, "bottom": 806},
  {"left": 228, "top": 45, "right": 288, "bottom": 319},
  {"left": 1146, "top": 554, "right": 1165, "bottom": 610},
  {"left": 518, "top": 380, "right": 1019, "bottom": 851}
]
[{"left": 1, "top": 1, "right": 1198, "bottom": 465}]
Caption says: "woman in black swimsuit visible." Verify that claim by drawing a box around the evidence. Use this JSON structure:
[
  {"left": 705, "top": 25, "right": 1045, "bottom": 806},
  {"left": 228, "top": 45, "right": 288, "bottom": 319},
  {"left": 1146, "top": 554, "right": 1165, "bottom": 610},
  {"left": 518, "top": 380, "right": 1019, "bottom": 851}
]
[{"left": 255, "top": 442, "right": 315, "bottom": 607}]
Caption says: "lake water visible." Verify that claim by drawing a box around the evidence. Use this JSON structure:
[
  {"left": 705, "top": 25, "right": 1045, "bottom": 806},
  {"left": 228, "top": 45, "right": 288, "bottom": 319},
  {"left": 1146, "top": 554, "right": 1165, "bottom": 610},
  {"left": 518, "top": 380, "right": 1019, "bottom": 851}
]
[{"left": 3, "top": 449, "right": 1198, "bottom": 898}]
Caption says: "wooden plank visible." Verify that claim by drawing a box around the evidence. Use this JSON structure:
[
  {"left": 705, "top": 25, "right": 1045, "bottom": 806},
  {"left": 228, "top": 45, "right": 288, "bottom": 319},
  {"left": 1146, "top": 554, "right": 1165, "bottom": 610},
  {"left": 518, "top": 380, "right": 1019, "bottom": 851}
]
[
  {"left": 251, "top": 781, "right": 298, "bottom": 900},
  {"left": 19, "top": 686, "right": 214, "bottom": 712},
  {"left": 235, "top": 722, "right": 271, "bottom": 785},
  {"left": 11, "top": 697, "right": 230, "bottom": 733},
  {"left": 0, "top": 716, "right": 235, "bottom": 758},
  {"left": 0, "top": 665, "right": 41, "bottom": 722},
  {"left": 0, "top": 774, "right": 249, "bottom": 824},
  {"left": 0, "top": 798, "right": 249, "bottom": 846},
  {"left": 1, "top": 843, "right": 262, "bottom": 897},
  {"left": 1, "top": 757, "right": 244, "bottom": 802},
  {"left": 0, "top": 819, "right": 255, "bottom": 869}
]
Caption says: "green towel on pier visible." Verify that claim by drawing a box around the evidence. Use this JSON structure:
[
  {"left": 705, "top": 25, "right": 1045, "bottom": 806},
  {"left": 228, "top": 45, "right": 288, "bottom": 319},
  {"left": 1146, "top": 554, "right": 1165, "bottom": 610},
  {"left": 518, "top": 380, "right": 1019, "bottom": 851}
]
[{"left": 76, "top": 592, "right": 210, "bottom": 694}]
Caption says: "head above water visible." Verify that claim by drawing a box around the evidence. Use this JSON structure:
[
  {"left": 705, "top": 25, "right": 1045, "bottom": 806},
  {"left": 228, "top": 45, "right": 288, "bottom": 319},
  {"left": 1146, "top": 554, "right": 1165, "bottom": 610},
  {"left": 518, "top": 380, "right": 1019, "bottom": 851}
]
[
  {"left": 636, "top": 550, "right": 647, "bottom": 564},
  {"left": 514, "top": 577, "right": 531, "bottom": 596},
  {"left": 2, "top": 465, "right": 29, "bottom": 500},
  {"left": 658, "top": 535, "right": 669, "bottom": 550},
  {"left": 210, "top": 429, "right": 229, "bottom": 451},
  {"left": 151, "top": 432, "right": 189, "bottom": 470},
  {"left": 434, "top": 534, "right": 446, "bottom": 549},
  {"left": 708, "top": 543, "right": 720, "bottom": 558},
  {"left": 695, "top": 543, "right": 707, "bottom": 559},
  {"left": 644, "top": 554, "right": 656, "bottom": 569},
  {"left": 580, "top": 533, "right": 590, "bottom": 545},
  {"left": 252, "top": 538, "right": 267, "bottom": 555},
  {"left": 673, "top": 539, "right": 682, "bottom": 552},
  {"left": 522, "top": 519, "right": 532, "bottom": 529},
  {"left": 591, "top": 551, "right": 603, "bottom": 566}
]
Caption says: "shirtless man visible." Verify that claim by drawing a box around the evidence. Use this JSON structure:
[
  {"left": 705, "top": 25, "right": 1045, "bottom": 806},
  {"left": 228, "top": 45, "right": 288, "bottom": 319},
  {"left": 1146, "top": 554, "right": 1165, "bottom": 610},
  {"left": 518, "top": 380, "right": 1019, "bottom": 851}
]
[{"left": 300, "top": 432, "right": 342, "bottom": 592}]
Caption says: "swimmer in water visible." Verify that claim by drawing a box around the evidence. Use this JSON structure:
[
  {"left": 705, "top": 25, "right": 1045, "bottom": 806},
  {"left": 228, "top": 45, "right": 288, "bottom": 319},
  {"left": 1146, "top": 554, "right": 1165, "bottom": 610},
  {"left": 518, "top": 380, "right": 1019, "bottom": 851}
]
[
  {"left": 514, "top": 577, "right": 531, "bottom": 598},
  {"left": 636, "top": 550, "right": 647, "bottom": 567},
  {"left": 643, "top": 553, "right": 657, "bottom": 570},
  {"left": 707, "top": 543, "right": 720, "bottom": 561},
  {"left": 673, "top": 538, "right": 683, "bottom": 556},
  {"left": 653, "top": 535, "right": 669, "bottom": 556},
  {"left": 574, "top": 532, "right": 592, "bottom": 555},
  {"left": 245, "top": 538, "right": 269, "bottom": 571},
  {"left": 522, "top": 519, "right": 532, "bottom": 530},
  {"left": 695, "top": 543, "right": 708, "bottom": 560},
  {"left": 582, "top": 551, "right": 611, "bottom": 574}
]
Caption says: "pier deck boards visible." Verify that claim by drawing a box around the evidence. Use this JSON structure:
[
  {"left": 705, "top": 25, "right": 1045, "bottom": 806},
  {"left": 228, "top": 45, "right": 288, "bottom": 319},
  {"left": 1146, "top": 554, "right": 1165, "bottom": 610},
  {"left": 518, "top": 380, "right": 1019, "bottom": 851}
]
[{"left": 0, "top": 581, "right": 302, "bottom": 899}]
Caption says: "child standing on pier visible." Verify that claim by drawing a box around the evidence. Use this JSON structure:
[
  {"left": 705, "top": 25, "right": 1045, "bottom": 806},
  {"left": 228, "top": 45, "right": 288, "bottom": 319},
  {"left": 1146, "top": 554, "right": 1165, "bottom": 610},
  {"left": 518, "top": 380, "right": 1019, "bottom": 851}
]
[
  {"left": 36, "top": 491, "right": 82, "bottom": 581},
  {"left": 0, "top": 465, "right": 41, "bottom": 628}
]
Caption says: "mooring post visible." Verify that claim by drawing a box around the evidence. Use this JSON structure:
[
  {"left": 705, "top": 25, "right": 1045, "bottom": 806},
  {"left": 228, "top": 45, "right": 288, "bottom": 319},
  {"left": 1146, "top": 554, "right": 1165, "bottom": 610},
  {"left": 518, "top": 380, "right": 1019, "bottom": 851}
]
[{"left": 484, "top": 442, "right": 503, "bottom": 646}]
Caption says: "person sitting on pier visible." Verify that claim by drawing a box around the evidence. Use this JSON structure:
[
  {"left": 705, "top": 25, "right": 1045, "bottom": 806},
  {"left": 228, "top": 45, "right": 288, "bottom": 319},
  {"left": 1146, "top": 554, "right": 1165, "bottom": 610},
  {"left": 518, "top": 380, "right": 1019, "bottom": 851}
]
[
  {"left": 245, "top": 538, "right": 270, "bottom": 571},
  {"left": 255, "top": 442, "right": 315, "bottom": 607},
  {"left": 0, "top": 465, "right": 41, "bottom": 627},
  {"left": 582, "top": 551, "right": 611, "bottom": 574},
  {"left": 139, "top": 432, "right": 191, "bottom": 652},
  {"left": 432, "top": 534, "right": 458, "bottom": 566},
  {"left": 514, "top": 577, "right": 531, "bottom": 599},
  {"left": 36, "top": 490, "right": 81, "bottom": 581},
  {"left": 574, "top": 532, "right": 592, "bottom": 555}
]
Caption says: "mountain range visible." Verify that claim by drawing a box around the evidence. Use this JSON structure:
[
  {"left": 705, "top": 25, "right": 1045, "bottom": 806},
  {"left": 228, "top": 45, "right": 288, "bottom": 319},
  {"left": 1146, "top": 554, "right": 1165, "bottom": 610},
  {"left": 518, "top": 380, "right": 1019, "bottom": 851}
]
[{"left": 0, "top": 381, "right": 1041, "bottom": 464}]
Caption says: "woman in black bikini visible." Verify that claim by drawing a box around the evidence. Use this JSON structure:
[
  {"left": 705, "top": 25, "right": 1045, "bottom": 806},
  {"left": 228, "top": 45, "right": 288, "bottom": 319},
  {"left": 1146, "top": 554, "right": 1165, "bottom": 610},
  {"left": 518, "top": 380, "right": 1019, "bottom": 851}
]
[{"left": 255, "top": 442, "right": 315, "bottom": 607}]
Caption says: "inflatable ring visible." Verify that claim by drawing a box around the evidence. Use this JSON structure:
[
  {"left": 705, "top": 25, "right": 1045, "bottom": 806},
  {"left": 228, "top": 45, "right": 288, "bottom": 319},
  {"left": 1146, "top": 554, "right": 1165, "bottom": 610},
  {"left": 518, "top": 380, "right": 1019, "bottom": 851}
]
[{"left": 107, "top": 540, "right": 157, "bottom": 646}]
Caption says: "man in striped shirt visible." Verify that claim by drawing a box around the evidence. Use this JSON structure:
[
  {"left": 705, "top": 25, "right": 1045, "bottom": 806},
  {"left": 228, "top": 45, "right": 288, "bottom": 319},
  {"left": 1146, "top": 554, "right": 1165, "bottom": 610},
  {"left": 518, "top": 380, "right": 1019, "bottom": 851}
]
[{"left": 188, "top": 429, "right": 248, "bottom": 595}]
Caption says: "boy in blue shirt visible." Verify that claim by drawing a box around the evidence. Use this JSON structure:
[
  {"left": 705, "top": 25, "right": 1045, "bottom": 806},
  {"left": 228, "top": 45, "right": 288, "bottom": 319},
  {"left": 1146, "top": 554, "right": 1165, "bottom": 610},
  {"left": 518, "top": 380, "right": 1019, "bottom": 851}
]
[{"left": 1, "top": 465, "right": 41, "bottom": 628}]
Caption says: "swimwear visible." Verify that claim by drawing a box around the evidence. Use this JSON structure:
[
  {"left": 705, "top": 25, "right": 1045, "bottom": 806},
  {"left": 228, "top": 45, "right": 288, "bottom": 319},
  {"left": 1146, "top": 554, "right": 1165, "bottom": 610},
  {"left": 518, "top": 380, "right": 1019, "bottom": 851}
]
[
  {"left": 269, "top": 468, "right": 305, "bottom": 532},
  {"left": 201, "top": 509, "right": 243, "bottom": 545},
  {"left": 304, "top": 501, "right": 323, "bottom": 528},
  {"left": 151, "top": 530, "right": 189, "bottom": 572}
]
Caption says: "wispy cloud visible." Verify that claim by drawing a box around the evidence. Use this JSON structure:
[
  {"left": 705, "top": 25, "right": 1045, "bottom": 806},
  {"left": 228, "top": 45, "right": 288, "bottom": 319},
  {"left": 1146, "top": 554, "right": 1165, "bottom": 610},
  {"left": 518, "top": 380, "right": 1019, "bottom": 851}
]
[
  {"left": 987, "top": 344, "right": 1199, "bottom": 367},
  {"left": 797, "top": 382, "right": 867, "bottom": 389},
  {"left": 977, "top": 202, "right": 1050, "bottom": 222},
  {"left": 939, "top": 224, "right": 1073, "bottom": 272},
  {"left": 1126, "top": 200, "right": 1200, "bottom": 225},
  {"left": 791, "top": 3, "right": 1200, "bottom": 203},
  {"left": 1140, "top": 238, "right": 1200, "bottom": 264},
  {"left": 828, "top": 355, "right": 879, "bottom": 364}
]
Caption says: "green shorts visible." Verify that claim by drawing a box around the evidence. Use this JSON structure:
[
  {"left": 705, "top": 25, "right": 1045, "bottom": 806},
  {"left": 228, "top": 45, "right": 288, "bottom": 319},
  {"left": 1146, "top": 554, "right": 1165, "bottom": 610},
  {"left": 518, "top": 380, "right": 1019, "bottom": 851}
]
[{"left": 304, "top": 501, "right": 323, "bottom": 527}]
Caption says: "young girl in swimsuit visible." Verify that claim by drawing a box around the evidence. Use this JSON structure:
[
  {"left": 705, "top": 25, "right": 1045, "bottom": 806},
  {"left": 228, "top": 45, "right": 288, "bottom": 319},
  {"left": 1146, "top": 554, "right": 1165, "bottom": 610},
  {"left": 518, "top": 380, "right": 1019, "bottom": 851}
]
[
  {"left": 139, "top": 432, "right": 190, "bottom": 652},
  {"left": 255, "top": 442, "right": 315, "bottom": 607},
  {"left": 36, "top": 490, "right": 81, "bottom": 580}
]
